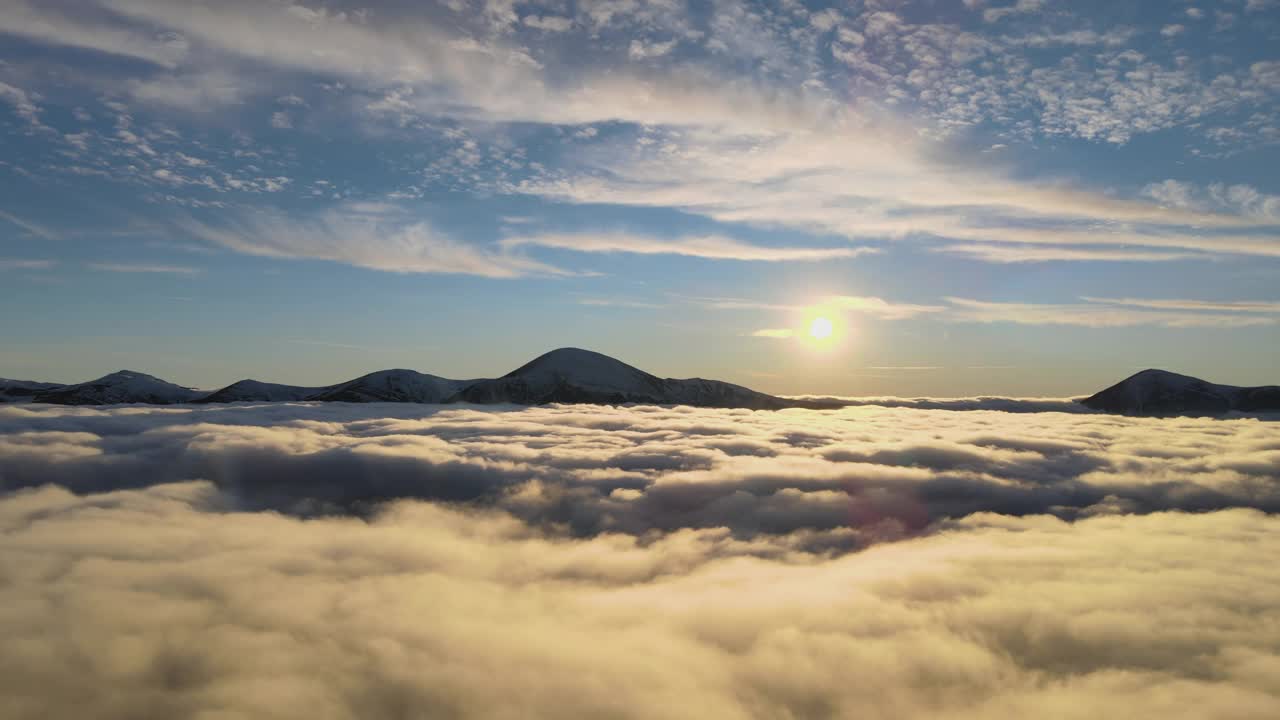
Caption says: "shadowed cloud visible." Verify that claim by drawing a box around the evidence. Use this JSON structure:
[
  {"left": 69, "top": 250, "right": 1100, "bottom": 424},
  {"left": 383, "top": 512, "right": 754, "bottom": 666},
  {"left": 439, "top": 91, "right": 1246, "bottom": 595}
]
[{"left": 3, "top": 402, "right": 1277, "bottom": 539}]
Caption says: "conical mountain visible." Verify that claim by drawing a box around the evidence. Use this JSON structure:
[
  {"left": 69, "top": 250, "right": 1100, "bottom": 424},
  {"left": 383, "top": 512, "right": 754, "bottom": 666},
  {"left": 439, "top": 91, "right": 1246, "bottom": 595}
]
[{"left": 1081, "top": 369, "right": 1280, "bottom": 415}]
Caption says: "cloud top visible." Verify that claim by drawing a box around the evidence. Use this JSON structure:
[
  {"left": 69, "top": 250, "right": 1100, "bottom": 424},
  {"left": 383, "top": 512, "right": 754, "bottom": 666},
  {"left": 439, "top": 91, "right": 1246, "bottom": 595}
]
[
  {"left": 1, "top": 479, "right": 1277, "bottom": 719},
  {"left": 3, "top": 401, "right": 1280, "bottom": 717},
  {"left": 3, "top": 402, "right": 1277, "bottom": 538}
]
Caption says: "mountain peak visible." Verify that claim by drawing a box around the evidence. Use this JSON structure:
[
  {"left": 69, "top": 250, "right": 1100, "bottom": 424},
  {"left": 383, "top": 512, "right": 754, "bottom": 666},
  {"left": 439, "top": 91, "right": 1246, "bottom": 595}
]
[
  {"left": 86, "top": 369, "right": 195, "bottom": 390},
  {"left": 1081, "top": 369, "right": 1279, "bottom": 416},
  {"left": 310, "top": 368, "right": 468, "bottom": 403},
  {"left": 497, "top": 347, "right": 663, "bottom": 394},
  {"left": 31, "top": 368, "right": 201, "bottom": 405},
  {"left": 456, "top": 347, "right": 791, "bottom": 408},
  {"left": 1128, "top": 368, "right": 1197, "bottom": 381},
  {"left": 503, "top": 347, "right": 631, "bottom": 377},
  {"left": 102, "top": 370, "right": 166, "bottom": 382}
]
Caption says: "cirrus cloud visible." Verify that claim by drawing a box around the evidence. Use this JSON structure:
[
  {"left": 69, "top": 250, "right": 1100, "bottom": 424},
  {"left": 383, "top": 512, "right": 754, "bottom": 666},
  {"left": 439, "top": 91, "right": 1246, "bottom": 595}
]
[
  {"left": 182, "top": 207, "right": 572, "bottom": 278},
  {"left": 501, "top": 232, "right": 874, "bottom": 262},
  {"left": 946, "top": 297, "right": 1280, "bottom": 328}
]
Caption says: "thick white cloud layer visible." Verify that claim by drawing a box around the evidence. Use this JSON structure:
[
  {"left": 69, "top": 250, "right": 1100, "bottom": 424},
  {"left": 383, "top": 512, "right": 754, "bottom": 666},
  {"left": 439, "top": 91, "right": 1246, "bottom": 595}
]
[
  {"left": 1, "top": 481, "right": 1278, "bottom": 719},
  {"left": 3, "top": 403, "right": 1278, "bottom": 541},
  {"left": 3, "top": 403, "right": 1279, "bottom": 718}
]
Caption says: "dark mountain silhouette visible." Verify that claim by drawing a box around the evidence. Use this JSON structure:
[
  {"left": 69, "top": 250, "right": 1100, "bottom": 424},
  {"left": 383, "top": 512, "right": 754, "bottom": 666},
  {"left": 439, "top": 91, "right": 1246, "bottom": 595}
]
[
  {"left": 1081, "top": 369, "right": 1280, "bottom": 416},
  {"left": 24, "top": 349, "right": 832, "bottom": 410}
]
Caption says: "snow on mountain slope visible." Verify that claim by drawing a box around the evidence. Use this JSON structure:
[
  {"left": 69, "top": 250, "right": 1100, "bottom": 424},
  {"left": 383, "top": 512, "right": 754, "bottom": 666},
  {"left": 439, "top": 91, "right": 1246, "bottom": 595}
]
[
  {"left": 31, "top": 371, "right": 203, "bottom": 406},
  {"left": 196, "top": 379, "right": 330, "bottom": 403},
  {"left": 308, "top": 369, "right": 472, "bottom": 403},
  {"left": 456, "top": 348, "right": 791, "bottom": 409},
  {"left": 660, "top": 376, "right": 793, "bottom": 410},
  {"left": 0, "top": 378, "right": 66, "bottom": 402},
  {"left": 1081, "top": 369, "right": 1280, "bottom": 415},
  {"left": 17, "top": 349, "right": 822, "bottom": 409},
  {"left": 458, "top": 348, "right": 666, "bottom": 403}
]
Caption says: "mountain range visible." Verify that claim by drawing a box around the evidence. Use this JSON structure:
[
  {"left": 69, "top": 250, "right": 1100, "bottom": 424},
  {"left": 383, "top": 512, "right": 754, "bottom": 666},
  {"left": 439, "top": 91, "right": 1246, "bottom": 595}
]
[
  {"left": 7, "top": 348, "right": 802, "bottom": 410},
  {"left": 0, "top": 378, "right": 66, "bottom": 403},
  {"left": 4, "top": 353, "right": 1277, "bottom": 415}
]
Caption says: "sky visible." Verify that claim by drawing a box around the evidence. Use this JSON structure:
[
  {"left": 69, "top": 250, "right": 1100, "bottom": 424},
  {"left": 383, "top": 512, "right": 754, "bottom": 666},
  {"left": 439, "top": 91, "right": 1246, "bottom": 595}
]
[{"left": 0, "top": 0, "right": 1278, "bottom": 396}]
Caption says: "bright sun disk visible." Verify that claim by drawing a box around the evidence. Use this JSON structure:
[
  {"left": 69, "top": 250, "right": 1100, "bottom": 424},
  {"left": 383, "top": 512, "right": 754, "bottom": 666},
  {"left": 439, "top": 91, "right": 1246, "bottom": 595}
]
[{"left": 809, "top": 316, "right": 833, "bottom": 339}]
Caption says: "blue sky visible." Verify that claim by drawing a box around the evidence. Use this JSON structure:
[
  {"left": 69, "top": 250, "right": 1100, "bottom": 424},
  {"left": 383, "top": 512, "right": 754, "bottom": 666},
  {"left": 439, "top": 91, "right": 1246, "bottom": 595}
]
[{"left": 0, "top": 0, "right": 1277, "bottom": 396}]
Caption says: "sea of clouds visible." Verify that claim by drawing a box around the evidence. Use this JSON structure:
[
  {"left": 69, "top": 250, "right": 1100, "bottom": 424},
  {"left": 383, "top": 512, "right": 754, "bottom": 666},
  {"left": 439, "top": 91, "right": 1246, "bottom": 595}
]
[{"left": 2, "top": 401, "right": 1279, "bottom": 718}]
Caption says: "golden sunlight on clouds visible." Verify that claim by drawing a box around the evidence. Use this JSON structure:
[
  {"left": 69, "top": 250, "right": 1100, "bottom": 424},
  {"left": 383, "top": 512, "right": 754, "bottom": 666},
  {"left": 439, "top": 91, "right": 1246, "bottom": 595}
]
[
  {"left": 750, "top": 306, "right": 848, "bottom": 351},
  {"left": 751, "top": 328, "right": 795, "bottom": 339}
]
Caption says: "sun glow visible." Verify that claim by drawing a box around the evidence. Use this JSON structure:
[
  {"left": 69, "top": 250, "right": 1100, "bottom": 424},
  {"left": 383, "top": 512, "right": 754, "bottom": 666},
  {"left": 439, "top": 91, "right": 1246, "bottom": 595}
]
[
  {"left": 798, "top": 306, "right": 843, "bottom": 351},
  {"left": 809, "top": 316, "right": 834, "bottom": 339}
]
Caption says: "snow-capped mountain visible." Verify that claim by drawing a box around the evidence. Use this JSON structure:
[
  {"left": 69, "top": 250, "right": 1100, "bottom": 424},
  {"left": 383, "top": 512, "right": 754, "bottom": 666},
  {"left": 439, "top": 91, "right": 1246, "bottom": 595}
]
[
  {"left": 20, "top": 349, "right": 810, "bottom": 409},
  {"left": 1081, "top": 369, "right": 1280, "bottom": 415},
  {"left": 0, "top": 378, "right": 66, "bottom": 402},
  {"left": 195, "top": 371, "right": 471, "bottom": 404},
  {"left": 16, "top": 358, "right": 1279, "bottom": 415},
  {"left": 194, "top": 379, "right": 328, "bottom": 403},
  {"left": 309, "top": 369, "right": 473, "bottom": 403},
  {"left": 30, "top": 370, "right": 204, "bottom": 406},
  {"left": 455, "top": 348, "right": 790, "bottom": 409}
]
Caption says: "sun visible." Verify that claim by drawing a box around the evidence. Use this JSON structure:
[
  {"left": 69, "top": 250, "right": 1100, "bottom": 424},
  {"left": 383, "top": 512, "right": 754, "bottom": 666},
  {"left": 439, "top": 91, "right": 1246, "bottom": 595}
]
[
  {"left": 795, "top": 304, "right": 845, "bottom": 351},
  {"left": 809, "top": 316, "right": 834, "bottom": 340}
]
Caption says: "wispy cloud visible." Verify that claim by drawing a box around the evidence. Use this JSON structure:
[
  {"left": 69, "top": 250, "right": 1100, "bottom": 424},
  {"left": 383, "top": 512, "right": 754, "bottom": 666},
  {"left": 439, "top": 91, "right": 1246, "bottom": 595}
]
[
  {"left": 0, "top": 81, "right": 48, "bottom": 131},
  {"left": 183, "top": 208, "right": 572, "bottom": 279},
  {"left": 0, "top": 209, "right": 58, "bottom": 241},
  {"left": 946, "top": 297, "right": 1279, "bottom": 328},
  {"left": 726, "top": 294, "right": 1280, "bottom": 329},
  {"left": 577, "top": 298, "right": 665, "bottom": 309},
  {"left": 88, "top": 262, "right": 200, "bottom": 275},
  {"left": 751, "top": 328, "right": 795, "bottom": 339},
  {"left": 503, "top": 233, "right": 874, "bottom": 262},
  {"left": 127, "top": 70, "right": 248, "bottom": 111},
  {"left": 694, "top": 294, "right": 944, "bottom": 320},
  {"left": 0, "top": 0, "right": 187, "bottom": 68},
  {"left": 982, "top": 0, "right": 1047, "bottom": 23},
  {"left": 521, "top": 131, "right": 1280, "bottom": 265},
  {"left": 11, "top": 0, "right": 1280, "bottom": 276},
  {"left": 822, "top": 296, "right": 946, "bottom": 320},
  {"left": 930, "top": 225, "right": 1280, "bottom": 259},
  {"left": 1081, "top": 297, "right": 1280, "bottom": 313},
  {"left": 681, "top": 295, "right": 793, "bottom": 312},
  {"left": 936, "top": 244, "right": 1205, "bottom": 263},
  {"left": 0, "top": 258, "right": 55, "bottom": 270}
]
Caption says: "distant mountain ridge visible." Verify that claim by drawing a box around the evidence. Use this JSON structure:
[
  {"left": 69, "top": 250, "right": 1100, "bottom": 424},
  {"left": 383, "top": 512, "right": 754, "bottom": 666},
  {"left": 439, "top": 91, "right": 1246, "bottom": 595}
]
[
  {"left": 1080, "top": 369, "right": 1280, "bottom": 416},
  {"left": 25, "top": 370, "right": 202, "bottom": 406},
  {"left": 194, "top": 379, "right": 326, "bottom": 404},
  {"left": 8, "top": 360, "right": 1277, "bottom": 415},
  {"left": 15, "top": 348, "right": 820, "bottom": 410},
  {"left": 0, "top": 377, "right": 66, "bottom": 402},
  {"left": 309, "top": 369, "right": 475, "bottom": 404}
]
